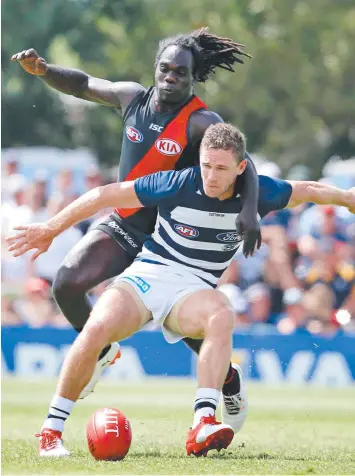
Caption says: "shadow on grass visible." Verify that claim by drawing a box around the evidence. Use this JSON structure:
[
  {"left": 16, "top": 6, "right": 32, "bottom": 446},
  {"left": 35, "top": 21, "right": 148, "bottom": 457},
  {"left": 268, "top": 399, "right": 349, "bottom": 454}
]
[
  {"left": 73, "top": 450, "right": 323, "bottom": 462},
  {"left": 72, "top": 448, "right": 354, "bottom": 463}
]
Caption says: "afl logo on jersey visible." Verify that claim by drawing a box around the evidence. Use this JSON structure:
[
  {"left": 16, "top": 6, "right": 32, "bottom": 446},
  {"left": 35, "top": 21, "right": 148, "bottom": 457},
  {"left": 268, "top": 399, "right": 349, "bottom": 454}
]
[
  {"left": 155, "top": 138, "right": 182, "bottom": 156},
  {"left": 174, "top": 224, "right": 199, "bottom": 238},
  {"left": 126, "top": 126, "right": 143, "bottom": 143}
]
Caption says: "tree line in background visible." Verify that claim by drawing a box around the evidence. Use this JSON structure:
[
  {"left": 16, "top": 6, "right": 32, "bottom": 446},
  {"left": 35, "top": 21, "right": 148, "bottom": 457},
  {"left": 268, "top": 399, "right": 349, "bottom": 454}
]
[{"left": 2, "top": 0, "right": 355, "bottom": 176}]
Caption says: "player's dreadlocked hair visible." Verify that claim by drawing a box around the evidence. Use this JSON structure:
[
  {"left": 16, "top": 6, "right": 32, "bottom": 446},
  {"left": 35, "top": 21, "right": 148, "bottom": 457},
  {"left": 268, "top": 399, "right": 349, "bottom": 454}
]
[{"left": 155, "top": 27, "right": 251, "bottom": 83}]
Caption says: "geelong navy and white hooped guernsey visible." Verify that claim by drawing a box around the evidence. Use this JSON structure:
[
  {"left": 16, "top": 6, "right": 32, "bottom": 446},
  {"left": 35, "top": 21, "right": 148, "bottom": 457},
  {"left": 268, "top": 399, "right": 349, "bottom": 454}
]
[{"left": 134, "top": 167, "right": 292, "bottom": 286}]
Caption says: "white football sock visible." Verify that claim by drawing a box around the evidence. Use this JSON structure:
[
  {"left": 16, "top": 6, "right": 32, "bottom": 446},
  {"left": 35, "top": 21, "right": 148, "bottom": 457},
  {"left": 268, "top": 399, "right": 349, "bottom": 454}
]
[
  {"left": 193, "top": 388, "right": 220, "bottom": 429},
  {"left": 42, "top": 394, "right": 75, "bottom": 433}
]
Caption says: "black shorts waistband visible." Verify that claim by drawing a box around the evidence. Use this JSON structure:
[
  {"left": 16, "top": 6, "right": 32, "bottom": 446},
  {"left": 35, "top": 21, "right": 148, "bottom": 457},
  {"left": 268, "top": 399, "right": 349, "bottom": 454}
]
[{"left": 96, "top": 214, "right": 143, "bottom": 257}]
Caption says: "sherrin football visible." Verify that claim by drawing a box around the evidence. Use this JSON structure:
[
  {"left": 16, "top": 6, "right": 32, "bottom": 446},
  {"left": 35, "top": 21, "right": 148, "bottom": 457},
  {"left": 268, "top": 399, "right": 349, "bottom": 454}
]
[{"left": 86, "top": 407, "right": 132, "bottom": 461}]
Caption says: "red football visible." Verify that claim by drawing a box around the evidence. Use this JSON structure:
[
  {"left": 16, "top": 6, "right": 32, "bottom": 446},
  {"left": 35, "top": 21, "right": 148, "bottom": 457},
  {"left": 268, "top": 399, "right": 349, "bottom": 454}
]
[{"left": 86, "top": 407, "right": 132, "bottom": 461}]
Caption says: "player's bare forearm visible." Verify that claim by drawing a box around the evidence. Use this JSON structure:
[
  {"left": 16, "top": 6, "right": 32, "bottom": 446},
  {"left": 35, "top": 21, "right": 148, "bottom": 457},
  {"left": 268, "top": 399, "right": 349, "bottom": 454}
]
[
  {"left": 235, "top": 153, "right": 261, "bottom": 257},
  {"left": 241, "top": 155, "right": 259, "bottom": 215},
  {"left": 287, "top": 181, "right": 355, "bottom": 211},
  {"left": 47, "top": 182, "right": 142, "bottom": 236},
  {"left": 42, "top": 65, "right": 90, "bottom": 97},
  {"left": 43, "top": 67, "right": 124, "bottom": 106},
  {"left": 7, "top": 183, "right": 140, "bottom": 260},
  {"left": 11, "top": 48, "right": 126, "bottom": 106}
]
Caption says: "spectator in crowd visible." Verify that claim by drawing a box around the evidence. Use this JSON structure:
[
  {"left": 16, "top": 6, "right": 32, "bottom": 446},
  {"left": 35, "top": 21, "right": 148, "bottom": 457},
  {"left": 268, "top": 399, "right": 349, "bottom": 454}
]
[
  {"left": 1, "top": 294, "right": 23, "bottom": 326},
  {"left": 32, "top": 170, "right": 49, "bottom": 207},
  {"left": 302, "top": 282, "right": 339, "bottom": 335},
  {"left": 1, "top": 156, "right": 26, "bottom": 202},
  {"left": 246, "top": 283, "right": 275, "bottom": 325},
  {"left": 15, "top": 278, "right": 56, "bottom": 328},
  {"left": 85, "top": 165, "right": 104, "bottom": 191},
  {"left": 2, "top": 175, "right": 31, "bottom": 236},
  {"left": 302, "top": 245, "right": 355, "bottom": 316},
  {"left": 276, "top": 289, "right": 308, "bottom": 335},
  {"left": 2, "top": 176, "right": 32, "bottom": 288},
  {"left": 26, "top": 183, "right": 49, "bottom": 223},
  {"left": 50, "top": 168, "right": 77, "bottom": 203}
]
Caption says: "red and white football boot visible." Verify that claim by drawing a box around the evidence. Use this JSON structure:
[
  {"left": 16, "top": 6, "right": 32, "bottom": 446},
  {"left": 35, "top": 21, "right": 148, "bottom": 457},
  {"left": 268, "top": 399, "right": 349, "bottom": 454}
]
[
  {"left": 186, "top": 415, "right": 234, "bottom": 457},
  {"left": 36, "top": 429, "right": 70, "bottom": 457}
]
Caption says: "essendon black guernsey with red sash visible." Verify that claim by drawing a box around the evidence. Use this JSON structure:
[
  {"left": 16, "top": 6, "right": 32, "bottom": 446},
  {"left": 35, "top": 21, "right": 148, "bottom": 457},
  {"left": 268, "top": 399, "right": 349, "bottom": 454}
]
[{"left": 111, "top": 86, "right": 207, "bottom": 246}]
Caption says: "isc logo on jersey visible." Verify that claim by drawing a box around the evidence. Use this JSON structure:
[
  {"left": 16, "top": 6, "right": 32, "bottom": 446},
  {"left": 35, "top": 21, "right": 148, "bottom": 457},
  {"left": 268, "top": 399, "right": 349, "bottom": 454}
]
[
  {"left": 149, "top": 123, "right": 164, "bottom": 132},
  {"left": 126, "top": 126, "right": 143, "bottom": 143},
  {"left": 174, "top": 224, "right": 199, "bottom": 238},
  {"left": 155, "top": 138, "right": 182, "bottom": 156}
]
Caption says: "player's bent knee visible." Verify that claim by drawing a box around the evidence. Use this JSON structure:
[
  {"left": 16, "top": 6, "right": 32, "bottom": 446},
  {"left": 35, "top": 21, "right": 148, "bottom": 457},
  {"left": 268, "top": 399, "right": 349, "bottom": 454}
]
[
  {"left": 52, "top": 264, "right": 87, "bottom": 302},
  {"left": 205, "top": 306, "right": 235, "bottom": 336}
]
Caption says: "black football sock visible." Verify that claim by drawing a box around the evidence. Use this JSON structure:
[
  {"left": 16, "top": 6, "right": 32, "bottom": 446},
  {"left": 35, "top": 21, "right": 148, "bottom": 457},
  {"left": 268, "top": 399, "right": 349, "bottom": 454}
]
[
  {"left": 98, "top": 345, "right": 111, "bottom": 361},
  {"left": 222, "top": 363, "right": 241, "bottom": 396}
]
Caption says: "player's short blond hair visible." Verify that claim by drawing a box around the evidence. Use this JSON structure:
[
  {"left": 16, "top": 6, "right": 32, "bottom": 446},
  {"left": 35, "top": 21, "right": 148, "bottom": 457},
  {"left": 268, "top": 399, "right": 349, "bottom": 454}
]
[{"left": 201, "top": 123, "right": 246, "bottom": 163}]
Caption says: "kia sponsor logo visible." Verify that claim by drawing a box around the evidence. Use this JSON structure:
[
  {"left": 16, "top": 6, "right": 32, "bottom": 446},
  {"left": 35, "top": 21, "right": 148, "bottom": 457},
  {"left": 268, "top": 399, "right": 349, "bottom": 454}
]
[
  {"left": 155, "top": 138, "right": 182, "bottom": 155},
  {"left": 174, "top": 224, "right": 199, "bottom": 238},
  {"left": 216, "top": 232, "right": 239, "bottom": 242},
  {"left": 126, "top": 126, "right": 143, "bottom": 143}
]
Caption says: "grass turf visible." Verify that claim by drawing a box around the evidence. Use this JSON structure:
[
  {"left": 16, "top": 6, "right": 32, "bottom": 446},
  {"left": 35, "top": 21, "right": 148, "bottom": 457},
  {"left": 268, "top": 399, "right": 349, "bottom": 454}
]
[{"left": 2, "top": 378, "right": 355, "bottom": 474}]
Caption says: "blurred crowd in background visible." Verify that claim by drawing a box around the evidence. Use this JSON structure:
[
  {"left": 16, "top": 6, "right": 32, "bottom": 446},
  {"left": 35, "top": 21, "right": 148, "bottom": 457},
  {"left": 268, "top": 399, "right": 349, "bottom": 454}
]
[
  {"left": 2, "top": 151, "right": 355, "bottom": 336},
  {"left": 1, "top": 152, "right": 112, "bottom": 329},
  {"left": 2, "top": 0, "right": 355, "bottom": 338}
]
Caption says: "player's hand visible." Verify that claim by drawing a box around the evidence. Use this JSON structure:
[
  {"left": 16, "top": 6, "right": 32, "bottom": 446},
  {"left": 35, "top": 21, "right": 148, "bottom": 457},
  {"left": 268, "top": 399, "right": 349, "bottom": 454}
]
[
  {"left": 11, "top": 48, "right": 48, "bottom": 76},
  {"left": 235, "top": 213, "right": 262, "bottom": 258},
  {"left": 348, "top": 188, "right": 355, "bottom": 214},
  {"left": 6, "top": 223, "right": 55, "bottom": 261}
]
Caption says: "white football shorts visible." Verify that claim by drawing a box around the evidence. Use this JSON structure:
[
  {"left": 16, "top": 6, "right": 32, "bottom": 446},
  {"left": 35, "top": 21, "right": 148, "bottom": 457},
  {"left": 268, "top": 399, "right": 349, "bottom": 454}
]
[{"left": 112, "top": 259, "right": 212, "bottom": 343}]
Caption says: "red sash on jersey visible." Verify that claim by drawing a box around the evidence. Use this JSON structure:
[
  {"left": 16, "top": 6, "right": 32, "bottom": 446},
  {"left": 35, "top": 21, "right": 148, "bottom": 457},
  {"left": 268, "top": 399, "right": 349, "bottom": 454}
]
[{"left": 115, "top": 95, "right": 207, "bottom": 218}]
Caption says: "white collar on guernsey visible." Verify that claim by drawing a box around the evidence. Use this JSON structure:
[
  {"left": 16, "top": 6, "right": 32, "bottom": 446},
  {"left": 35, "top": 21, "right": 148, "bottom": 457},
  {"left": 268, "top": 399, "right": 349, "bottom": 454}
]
[{"left": 195, "top": 185, "right": 241, "bottom": 199}]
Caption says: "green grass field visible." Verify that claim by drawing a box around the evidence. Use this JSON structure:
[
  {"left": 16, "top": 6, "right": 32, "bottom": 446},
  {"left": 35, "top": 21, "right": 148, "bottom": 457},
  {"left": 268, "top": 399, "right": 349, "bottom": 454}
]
[{"left": 2, "top": 378, "right": 355, "bottom": 475}]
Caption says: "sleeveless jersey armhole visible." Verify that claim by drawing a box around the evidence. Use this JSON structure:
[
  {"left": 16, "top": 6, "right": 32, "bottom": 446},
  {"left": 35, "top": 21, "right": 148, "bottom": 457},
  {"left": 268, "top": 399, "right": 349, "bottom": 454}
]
[
  {"left": 122, "top": 87, "right": 152, "bottom": 123},
  {"left": 185, "top": 105, "right": 208, "bottom": 146}
]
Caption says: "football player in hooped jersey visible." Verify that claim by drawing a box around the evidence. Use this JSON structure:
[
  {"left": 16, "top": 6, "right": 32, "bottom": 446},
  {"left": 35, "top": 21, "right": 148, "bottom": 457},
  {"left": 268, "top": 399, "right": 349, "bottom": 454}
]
[
  {"left": 12, "top": 28, "right": 261, "bottom": 405},
  {"left": 8, "top": 123, "right": 355, "bottom": 457}
]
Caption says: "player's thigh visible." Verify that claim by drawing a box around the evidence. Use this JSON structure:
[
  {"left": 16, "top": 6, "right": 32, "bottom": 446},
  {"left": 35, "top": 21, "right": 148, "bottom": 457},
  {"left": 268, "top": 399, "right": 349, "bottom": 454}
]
[
  {"left": 57, "top": 229, "right": 136, "bottom": 291},
  {"left": 85, "top": 281, "right": 153, "bottom": 344},
  {"left": 165, "top": 289, "right": 232, "bottom": 339}
]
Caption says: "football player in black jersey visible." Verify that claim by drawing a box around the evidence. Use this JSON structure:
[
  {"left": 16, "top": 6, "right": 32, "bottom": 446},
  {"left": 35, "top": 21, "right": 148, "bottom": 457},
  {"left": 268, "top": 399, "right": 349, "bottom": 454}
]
[{"left": 11, "top": 28, "right": 260, "bottom": 421}]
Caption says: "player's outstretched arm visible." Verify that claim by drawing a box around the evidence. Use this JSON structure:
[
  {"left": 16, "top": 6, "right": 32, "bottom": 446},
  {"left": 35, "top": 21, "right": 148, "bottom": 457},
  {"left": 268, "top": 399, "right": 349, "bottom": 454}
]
[
  {"left": 6, "top": 182, "right": 143, "bottom": 260},
  {"left": 11, "top": 48, "right": 144, "bottom": 108},
  {"left": 287, "top": 181, "right": 355, "bottom": 212}
]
